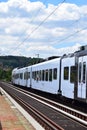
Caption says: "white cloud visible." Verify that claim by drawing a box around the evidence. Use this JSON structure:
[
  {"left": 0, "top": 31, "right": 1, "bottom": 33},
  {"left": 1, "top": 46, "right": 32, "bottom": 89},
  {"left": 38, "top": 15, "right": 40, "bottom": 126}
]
[
  {"left": 0, "top": 2, "right": 8, "bottom": 13},
  {"left": 46, "top": 3, "right": 80, "bottom": 21},
  {"left": 0, "top": 0, "right": 87, "bottom": 58}
]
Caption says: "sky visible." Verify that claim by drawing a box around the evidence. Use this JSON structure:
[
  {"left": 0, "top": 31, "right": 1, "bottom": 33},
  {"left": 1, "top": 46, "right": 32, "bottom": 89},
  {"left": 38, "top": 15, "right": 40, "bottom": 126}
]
[{"left": 0, "top": 0, "right": 87, "bottom": 58}]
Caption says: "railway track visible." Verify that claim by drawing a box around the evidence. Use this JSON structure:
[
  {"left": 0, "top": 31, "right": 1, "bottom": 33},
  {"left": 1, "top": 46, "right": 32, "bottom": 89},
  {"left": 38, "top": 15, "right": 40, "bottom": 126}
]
[
  {"left": 0, "top": 82, "right": 87, "bottom": 130},
  {"left": 8, "top": 83, "right": 87, "bottom": 125}
]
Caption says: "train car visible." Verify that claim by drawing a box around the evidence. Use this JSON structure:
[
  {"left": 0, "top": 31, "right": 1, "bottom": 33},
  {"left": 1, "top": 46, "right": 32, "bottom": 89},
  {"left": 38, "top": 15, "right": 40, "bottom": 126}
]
[
  {"left": 61, "top": 55, "right": 76, "bottom": 99},
  {"left": 31, "top": 58, "right": 61, "bottom": 94},
  {"left": 74, "top": 48, "right": 87, "bottom": 103},
  {"left": 12, "top": 68, "right": 20, "bottom": 85},
  {"left": 12, "top": 45, "right": 87, "bottom": 103},
  {"left": 12, "top": 58, "right": 61, "bottom": 94},
  {"left": 60, "top": 47, "right": 87, "bottom": 103}
]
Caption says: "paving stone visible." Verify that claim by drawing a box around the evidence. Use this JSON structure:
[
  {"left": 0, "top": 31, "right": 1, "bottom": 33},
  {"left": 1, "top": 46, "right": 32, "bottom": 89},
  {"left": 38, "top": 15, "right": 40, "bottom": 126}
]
[{"left": 0, "top": 95, "right": 35, "bottom": 130}]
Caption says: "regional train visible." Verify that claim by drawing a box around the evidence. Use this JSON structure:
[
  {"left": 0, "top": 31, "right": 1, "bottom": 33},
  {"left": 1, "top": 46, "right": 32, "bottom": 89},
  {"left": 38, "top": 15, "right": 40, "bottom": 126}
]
[{"left": 12, "top": 45, "right": 87, "bottom": 103}]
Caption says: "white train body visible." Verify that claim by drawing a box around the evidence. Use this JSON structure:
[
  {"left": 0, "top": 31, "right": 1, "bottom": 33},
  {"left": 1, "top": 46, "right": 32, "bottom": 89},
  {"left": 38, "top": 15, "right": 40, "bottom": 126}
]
[
  {"left": 12, "top": 46, "right": 87, "bottom": 103},
  {"left": 61, "top": 56, "right": 75, "bottom": 99},
  {"left": 31, "top": 58, "right": 60, "bottom": 94}
]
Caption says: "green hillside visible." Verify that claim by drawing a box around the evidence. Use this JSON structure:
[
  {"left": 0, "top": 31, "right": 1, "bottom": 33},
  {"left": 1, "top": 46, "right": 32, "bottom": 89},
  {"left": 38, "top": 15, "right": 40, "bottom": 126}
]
[
  {"left": 0, "top": 56, "right": 44, "bottom": 69},
  {"left": 0, "top": 55, "right": 44, "bottom": 81}
]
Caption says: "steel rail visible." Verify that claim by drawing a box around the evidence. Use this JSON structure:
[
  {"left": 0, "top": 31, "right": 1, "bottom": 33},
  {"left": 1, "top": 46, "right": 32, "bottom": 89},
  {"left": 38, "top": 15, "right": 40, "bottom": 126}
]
[
  {"left": 0, "top": 84, "right": 87, "bottom": 130},
  {"left": 8, "top": 83, "right": 87, "bottom": 125},
  {"left": 0, "top": 82, "right": 87, "bottom": 128},
  {"left": 7, "top": 90, "right": 64, "bottom": 130}
]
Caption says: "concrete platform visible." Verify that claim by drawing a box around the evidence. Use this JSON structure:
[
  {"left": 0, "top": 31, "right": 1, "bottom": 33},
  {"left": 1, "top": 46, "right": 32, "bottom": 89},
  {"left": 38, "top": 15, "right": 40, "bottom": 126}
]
[{"left": 0, "top": 93, "right": 35, "bottom": 130}]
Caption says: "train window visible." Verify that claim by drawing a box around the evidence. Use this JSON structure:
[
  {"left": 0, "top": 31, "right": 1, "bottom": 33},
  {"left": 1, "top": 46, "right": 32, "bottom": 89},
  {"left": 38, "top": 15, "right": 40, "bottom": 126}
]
[
  {"left": 24, "top": 72, "right": 28, "bottom": 79},
  {"left": 42, "top": 70, "right": 44, "bottom": 81},
  {"left": 35, "top": 71, "right": 37, "bottom": 80},
  {"left": 16, "top": 74, "right": 19, "bottom": 79},
  {"left": 53, "top": 68, "right": 57, "bottom": 80},
  {"left": 36, "top": 71, "right": 38, "bottom": 81},
  {"left": 32, "top": 71, "right": 35, "bottom": 79},
  {"left": 45, "top": 69, "right": 48, "bottom": 81},
  {"left": 27, "top": 72, "right": 30, "bottom": 79},
  {"left": 83, "top": 62, "right": 86, "bottom": 83},
  {"left": 24, "top": 72, "right": 26, "bottom": 79},
  {"left": 26, "top": 72, "right": 28, "bottom": 79},
  {"left": 18, "top": 74, "right": 19, "bottom": 79},
  {"left": 49, "top": 69, "right": 52, "bottom": 81},
  {"left": 32, "top": 71, "right": 35, "bottom": 80},
  {"left": 39, "top": 70, "right": 41, "bottom": 81},
  {"left": 70, "top": 66, "right": 76, "bottom": 83},
  {"left": 20, "top": 73, "right": 23, "bottom": 79},
  {"left": 37, "top": 71, "right": 40, "bottom": 81},
  {"left": 79, "top": 62, "right": 81, "bottom": 83},
  {"left": 64, "top": 67, "right": 69, "bottom": 80}
]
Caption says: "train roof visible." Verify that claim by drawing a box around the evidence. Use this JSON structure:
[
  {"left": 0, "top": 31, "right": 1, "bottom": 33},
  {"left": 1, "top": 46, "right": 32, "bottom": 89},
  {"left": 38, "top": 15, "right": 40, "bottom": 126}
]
[
  {"left": 75, "top": 45, "right": 87, "bottom": 57},
  {"left": 12, "top": 45, "right": 87, "bottom": 71},
  {"left": 12, "top": 57, "right": 60, "bottom": 72},
  {"left": 31, "top": 56, "right": 61, "bottom": 67}
]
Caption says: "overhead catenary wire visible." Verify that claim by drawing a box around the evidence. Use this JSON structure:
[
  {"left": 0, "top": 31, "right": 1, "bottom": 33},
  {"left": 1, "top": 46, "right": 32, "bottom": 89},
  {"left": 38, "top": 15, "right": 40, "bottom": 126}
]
[
  {"left": 7, "top": 0, "right": 48, "bottom": 54},
  {"left": 8, "top": 0, "right": 66, "bottom": 54},
  {"left": 49, "top": 26, "right": 87, "bottom": 45},
  {"left": 4, "top": 0, "right": 87, "bottom": 57}
]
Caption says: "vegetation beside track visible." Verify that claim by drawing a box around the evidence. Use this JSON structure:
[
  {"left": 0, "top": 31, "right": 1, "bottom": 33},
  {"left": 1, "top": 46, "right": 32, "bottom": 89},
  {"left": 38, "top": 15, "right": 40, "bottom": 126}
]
[{"left": 0, "top": 55, "right": 44, "bottom": 81}]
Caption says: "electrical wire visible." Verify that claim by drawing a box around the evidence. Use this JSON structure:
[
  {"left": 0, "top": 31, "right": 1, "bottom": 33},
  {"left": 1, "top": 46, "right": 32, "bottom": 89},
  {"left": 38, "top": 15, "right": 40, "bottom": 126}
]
[
  {"left": 8, "top": 0, "right": 66, "bottom": 54},
  {"left": 49, "top": 26, "right": 87, "bottom": 45},
  {"left": 7, "top": 0, "right": 48, "bottom": 54}
]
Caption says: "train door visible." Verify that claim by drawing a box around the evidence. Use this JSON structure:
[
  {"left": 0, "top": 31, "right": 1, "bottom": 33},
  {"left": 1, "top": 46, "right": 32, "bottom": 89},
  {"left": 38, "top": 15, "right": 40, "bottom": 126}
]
[
  {"left": 25, "top": 67, "right": 32, "bottom": 88},
  {"left": 25, "top": 68, "right": 28, "bottom": 87},
  {"left": 30, "top": 67, "right": 32, "bottom": 88},
  {"left": 78, "top": 56, "right": 87, "bottom": 99}
]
